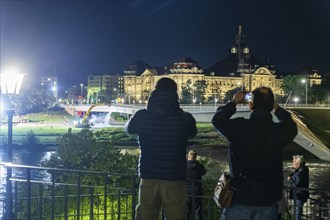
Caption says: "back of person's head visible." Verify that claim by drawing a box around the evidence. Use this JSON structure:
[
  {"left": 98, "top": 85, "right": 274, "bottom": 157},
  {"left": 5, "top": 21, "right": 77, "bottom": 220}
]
[
  {"left": 155, "top": 77, "right": 177, "bottom": 92},
  {"left": 251, "top": 87, "right": 274, "bottom": 112},
  {"left": 188, "top": 150, "right": 197, "bottom": 160},
  {"left": 147, "top": 77, "right": 179, "bottom": 116}
]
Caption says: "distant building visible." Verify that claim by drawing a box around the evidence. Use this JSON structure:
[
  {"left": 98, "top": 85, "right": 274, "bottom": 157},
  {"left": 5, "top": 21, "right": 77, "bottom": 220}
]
[
  {"left": 87, "top": 74, "right": 123, "bottom": 104},
  {"left": 88, "top": 25, "right": 322, "bottom": 104},
  {"left": 123, "top": 26, "right": 286, "bottom": 103}
]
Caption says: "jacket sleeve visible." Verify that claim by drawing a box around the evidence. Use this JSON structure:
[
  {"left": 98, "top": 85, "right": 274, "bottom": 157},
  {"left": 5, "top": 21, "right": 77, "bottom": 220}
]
[
  {"left": 124, "top": 110, "right": 143, "bottom": 134},
  {"left": 212, "top": 101, "right": 240, "bottom": 141},
  {"left": 185, "top": 113, "right": 197, "bottom": 138},
  {"left": 274, "top": 107, "right": 298, "bottom": 145}
]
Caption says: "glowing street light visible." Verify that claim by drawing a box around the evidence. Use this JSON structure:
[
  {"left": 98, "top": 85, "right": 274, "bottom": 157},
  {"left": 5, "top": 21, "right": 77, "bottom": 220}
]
[
  {"left": 193, "top": 98, "right": 196, "bottom": 107},
  {"left": 293, "top": 97, "right": 299, "bottom": 107},
  {"left": 301, "top": 79, "right": 308, "bottom": 107},
  {"left": 0, "top": 72, "right": 25, "bottom": 220},
  {"left": 215, "top": 98, "right": 218, "bottom": 110}
]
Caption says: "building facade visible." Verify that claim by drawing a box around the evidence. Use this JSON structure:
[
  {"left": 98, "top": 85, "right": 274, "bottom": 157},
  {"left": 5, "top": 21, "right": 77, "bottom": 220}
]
[
  {"left": 123, "top": 26, "right": 322, "bottom": 104},
  {"left": 85, "top": 26, "right": 322, "bottom": 104},
  {"left": 123, "top": 26, "right": 284, "bottom": 103},
  {"left": 87, "top": 74, "right": 124, "bottom": 104}
]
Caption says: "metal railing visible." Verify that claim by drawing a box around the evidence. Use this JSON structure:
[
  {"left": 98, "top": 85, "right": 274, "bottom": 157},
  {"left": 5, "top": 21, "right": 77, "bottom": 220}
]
[
  {"left": 1, "top": 163, "right": 329, "bottom": 220},
  {"left": 0, "top": 163, "right": 137, "bottom": 220}
]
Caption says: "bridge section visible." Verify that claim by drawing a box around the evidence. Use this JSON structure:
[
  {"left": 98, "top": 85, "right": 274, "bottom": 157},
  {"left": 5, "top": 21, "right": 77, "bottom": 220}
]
[{"left": 66, "top": 104, "right": 330, "bottom": 161}]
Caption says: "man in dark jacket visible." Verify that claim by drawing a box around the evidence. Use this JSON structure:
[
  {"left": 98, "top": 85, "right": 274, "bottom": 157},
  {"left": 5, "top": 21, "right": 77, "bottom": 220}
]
[
  {"left": 125, "top": 77, "right": 197, "bottom": 220},
  {"left": 186, "top": 150, "right": 207, "bottom": 220},
  {"left": 212, "top": 87, "right": 297, "bottom": 220},
  {"left": 288, "top": 155, "right": 309, "bottom": 220}
]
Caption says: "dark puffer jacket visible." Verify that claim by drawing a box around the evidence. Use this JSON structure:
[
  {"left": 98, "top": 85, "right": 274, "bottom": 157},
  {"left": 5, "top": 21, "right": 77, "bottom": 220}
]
[{"left": 125, "top": 89, "right": 197, "bottom": 180}]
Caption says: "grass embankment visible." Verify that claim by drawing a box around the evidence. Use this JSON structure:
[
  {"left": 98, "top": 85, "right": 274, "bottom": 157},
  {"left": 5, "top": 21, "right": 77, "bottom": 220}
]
[
  {"left": 0, "top": 110, "right": 228, "bottom": 149},
  {"left": 0, "top": 110, "right": 79, "bottom": 145}
]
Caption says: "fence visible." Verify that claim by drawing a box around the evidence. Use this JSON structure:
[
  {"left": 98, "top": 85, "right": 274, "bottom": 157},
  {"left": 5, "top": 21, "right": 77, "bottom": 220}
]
[{"left": 1, "top": 163, "right": 329, "bottom": 220}]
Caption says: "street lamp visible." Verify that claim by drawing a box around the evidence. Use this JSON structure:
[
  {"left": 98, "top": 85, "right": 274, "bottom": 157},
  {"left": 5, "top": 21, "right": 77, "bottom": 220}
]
[
  {"left": 80, "top": 83, "right": 83, "bottom": 104},
  {"left": 301, "top": 79, "right": 308, "bottom": 107},
  {"left": 237, "top": 81, "right": 243, "bottom": 91},
  {"left": 215, "top": 98, "right": 218, "bottom": 110},
  {"left": 293, "top": 97, "right": 299, "bottom": 107},
  {"left": 0, "top": 72, "right": 25, "bottom": 220},
  {"left": 193, "top": 98, "right": 196, "bottom": 107}
]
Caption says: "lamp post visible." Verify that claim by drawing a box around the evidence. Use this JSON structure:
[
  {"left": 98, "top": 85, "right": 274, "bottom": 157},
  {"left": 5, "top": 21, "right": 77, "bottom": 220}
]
[
  {"left": 0, "top": 72, "right": 25, "bottom": 220},
  {"left": 80, "top": 83, "right": 83, "bottom": 104},
  {"left": 214, "top": 98, "right": 218, "bottom": 110},
  {"left": 301, "top": 79, "right": 308, "bottom": 107}
]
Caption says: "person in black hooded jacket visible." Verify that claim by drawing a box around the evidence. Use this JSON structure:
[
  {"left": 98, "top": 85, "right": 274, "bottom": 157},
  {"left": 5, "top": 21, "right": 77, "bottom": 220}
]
[
  {"left": 212, "top": 87, "right": 297, "bottom": 220},
  {"left": 125, "top": 77, "right": 197, "bottom": 220}
]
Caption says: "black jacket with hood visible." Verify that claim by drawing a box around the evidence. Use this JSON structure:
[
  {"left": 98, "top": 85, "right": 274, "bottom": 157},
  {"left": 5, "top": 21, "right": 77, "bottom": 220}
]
[
  {"left": 212, "top": 102, "right": 297, "bottom": 206},
  {"left": 125, "top": 89, "right": 197, "bottom": 180}
]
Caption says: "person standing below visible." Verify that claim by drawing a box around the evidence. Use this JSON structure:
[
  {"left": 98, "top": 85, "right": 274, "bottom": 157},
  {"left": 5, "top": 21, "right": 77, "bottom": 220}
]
[
  {"left": 186, "top": 150, "right": 207, "bottom": 220},
  {"left": 288, "top": 155, "right": 309, "bottom": 220},
  {"left": 212, "top": 87, "right": 297, "bottom": 220},
  {"left": 125, "top": 77, "right": 197, "bottom": 220}
]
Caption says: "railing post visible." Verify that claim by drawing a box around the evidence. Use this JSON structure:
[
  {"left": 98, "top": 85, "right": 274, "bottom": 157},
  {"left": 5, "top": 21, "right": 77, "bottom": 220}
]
[
  {"left": 117, "top": 189, "right": 121, "bottom": 220},
  {"left": 131, "top": 175, "right": 136, "bottom": 220},
  {"left": 64, "top": 185, "right": 68, "bottom": 220},
  {"left": 38, "top": 183, "right": 43, "bottom": 220},
  {"left": 89, "top": 187, "right": 94, "bottom": 220},
  {"left": 51, "top": 171, "right": 55, "bottom": 219},
  {"left": 77, "top": 173, "right": 81, "bottom": 220},
  {"left": 26, "top": 168, "right": 31, "bottom": 220},
  {"left": 14, "top": 181, "right": 18, "bottom": 218},
  {"left": 104, "top": 175, "right": 108, "bottom": 219}
]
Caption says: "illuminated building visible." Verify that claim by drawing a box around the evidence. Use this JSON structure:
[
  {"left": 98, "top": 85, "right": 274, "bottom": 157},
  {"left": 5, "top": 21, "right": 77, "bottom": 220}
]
[
  {"left": 123, "top": 26, "right": 286, "bottom": 103},
  {"left": 87, "top": 74, "right": 123, "bottom": 104}
]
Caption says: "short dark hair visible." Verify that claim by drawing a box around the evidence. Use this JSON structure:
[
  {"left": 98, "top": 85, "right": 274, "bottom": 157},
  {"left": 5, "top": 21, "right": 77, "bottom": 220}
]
[
  {"left": 251, "top": 87, "right": 274, "bottom": 111},
  {"left": 155, "top": 78, "right": 177, "bottom": 92}
]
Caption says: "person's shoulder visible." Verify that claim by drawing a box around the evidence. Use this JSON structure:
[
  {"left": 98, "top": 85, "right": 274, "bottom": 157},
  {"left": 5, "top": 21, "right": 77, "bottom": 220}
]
[
  {"left": 131, "top": 109, "right": 148, "bottom": 118},
  {"left": 179, "top": 108, "right": 194, "bottom": 117}
]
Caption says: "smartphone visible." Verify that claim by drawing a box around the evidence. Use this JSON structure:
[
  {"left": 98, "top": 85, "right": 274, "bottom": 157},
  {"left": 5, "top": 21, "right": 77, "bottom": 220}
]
[{"left": 245, "top": 92, "right": 252, "bottom": 101}]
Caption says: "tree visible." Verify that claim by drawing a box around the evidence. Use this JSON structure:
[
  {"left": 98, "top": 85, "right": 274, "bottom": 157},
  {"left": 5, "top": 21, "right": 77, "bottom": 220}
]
[
  {"left": 44, "top": 128, "right": 138, "bottom": 174},
  {"left": 194, "top": 80, "right": 207, "bottom": 103},
  {"left": 311, "top": 73, "right": 330, "bottom": 103},
  {"left": 281, "top": 75, "right": 307, "bottom": 102},
  {"left": 223, "top": 87, "right": 241, "bottom": 103},
  {"left": 41, "top": 128, "right": 138, "bottom": 218},
  {"left": 180, "top": 79, "right": 193, "bottom": 104},
  {"left": 15, "top": 83, "right": 56, "bottom": 114}
]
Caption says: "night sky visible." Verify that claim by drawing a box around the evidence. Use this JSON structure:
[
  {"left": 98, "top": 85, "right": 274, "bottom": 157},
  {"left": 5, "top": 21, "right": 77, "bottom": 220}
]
[{"left": 1, "top": 1, "right": 329, "bottom": 90}]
